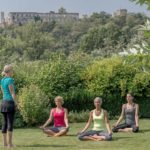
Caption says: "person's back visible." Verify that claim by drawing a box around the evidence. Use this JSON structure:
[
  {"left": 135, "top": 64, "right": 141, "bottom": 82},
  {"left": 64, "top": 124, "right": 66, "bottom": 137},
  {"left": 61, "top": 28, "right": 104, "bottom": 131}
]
[{"left": 1, "top": 77, "right": 14, "bottom": 101}]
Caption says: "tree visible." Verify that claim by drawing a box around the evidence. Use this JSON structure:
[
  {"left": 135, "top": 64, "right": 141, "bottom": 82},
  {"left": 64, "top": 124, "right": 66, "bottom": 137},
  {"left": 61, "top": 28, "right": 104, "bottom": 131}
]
[
  {"left": 58, "top": 7, "right": 67, "bottom": 13},
  {"left": 130, "top": 0, "right": 150, "bottom": 9}
]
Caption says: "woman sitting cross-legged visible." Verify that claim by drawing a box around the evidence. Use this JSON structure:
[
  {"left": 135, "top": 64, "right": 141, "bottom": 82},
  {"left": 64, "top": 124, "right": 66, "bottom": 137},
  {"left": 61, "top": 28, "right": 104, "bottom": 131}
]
[
  {"left": 40, "top": 96, "right": 69, "bottom": 137},
  {"left": 112, "top": 93, "right": 139, "bottom": 133},
  {"left": 78, "top": 97, "right": 112, "bottom": 141}
]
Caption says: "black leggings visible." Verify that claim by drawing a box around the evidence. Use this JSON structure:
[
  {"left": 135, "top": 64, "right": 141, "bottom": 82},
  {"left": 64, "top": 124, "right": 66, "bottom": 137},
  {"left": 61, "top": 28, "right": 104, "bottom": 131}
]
[
  {"left": 1, "top": 112, "right": 15, "bottom": 133},
  {"left": 112, "top": 123, "right": 139, "bottom": 133}
]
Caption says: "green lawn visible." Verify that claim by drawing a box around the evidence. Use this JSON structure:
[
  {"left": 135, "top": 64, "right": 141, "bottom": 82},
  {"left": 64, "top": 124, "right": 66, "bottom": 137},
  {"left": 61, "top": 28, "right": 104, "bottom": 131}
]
[{"left": 0, "top": 119, "right": 150, "bottom": 150}]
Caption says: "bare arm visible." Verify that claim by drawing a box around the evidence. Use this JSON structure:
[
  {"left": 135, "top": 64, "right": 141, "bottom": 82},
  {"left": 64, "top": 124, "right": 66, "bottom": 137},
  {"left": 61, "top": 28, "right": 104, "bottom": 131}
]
[
  {"left": 42, "top": 109, "right": 53, "bottom": 128},
  {"left": 115, "top": 104, "right": 125, "bottom": 126},
  {"left": 135, "top": 104, "right": 139, "bottom": 127},
  {"left": 104, "top": 110, "right": 112, "bottom": 135},
  {"left": 64, "top": 108, "right": 69, "bottom": 128},
  {"left": 80, "top": 111, "right": 93, "bottom": 133},
  {"left": 9, "top": 84, "right": 17, "bottom": 103},
  {"left": 0, "top": 86, "right": 3, "bottom": 95}
]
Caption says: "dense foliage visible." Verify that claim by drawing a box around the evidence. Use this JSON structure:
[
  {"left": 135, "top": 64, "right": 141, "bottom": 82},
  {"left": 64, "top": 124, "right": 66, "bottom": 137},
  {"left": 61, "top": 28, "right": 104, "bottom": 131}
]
[
  {"left": 0, "top": 7, "right": 150, "bottom": 126},
  {"left": 0, "top": 11, "right": 148, "bottom": 63}
]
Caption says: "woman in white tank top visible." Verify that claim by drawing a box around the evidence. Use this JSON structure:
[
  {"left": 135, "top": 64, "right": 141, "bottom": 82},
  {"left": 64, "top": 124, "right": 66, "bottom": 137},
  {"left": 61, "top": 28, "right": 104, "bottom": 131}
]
[{"left": 78, "top": 97, "right": 112, "bottom": 141}]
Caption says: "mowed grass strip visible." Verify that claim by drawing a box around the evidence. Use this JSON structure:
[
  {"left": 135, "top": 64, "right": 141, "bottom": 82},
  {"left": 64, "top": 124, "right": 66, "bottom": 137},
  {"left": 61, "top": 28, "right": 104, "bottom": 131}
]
[{"left": 0, "top": 119, "right": 149, "bottom": 150}]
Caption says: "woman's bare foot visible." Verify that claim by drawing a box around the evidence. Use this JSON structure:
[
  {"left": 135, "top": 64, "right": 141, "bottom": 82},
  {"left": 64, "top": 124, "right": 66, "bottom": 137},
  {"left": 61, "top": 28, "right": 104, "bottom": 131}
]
[
  {"left": 7, "top": 144, "right": 16, "bottom": 149},
  {"left": 3, "top": 144, "right": 7, "bottom": 148}
]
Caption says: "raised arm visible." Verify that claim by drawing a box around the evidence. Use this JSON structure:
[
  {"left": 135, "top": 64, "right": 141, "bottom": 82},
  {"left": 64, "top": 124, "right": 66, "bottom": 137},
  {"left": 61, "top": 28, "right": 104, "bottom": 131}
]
[
  {"left": 80, "top": 111, "right": 93, "bottom": 133},
  {"left": 135, "top": 104, "right": 139, "bottom": 127},
  {"left": 104, "top": 110, "right": 112, "bottom": 135},
  {"left": 115, "top": 104, "right": 125, "bottom": 126}
]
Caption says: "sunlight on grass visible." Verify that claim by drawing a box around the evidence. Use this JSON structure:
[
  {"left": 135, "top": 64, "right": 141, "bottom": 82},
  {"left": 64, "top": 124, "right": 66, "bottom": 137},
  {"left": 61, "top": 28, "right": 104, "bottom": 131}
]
[{"left": 0, "top": 119, "right": 150, "bottom": 150}]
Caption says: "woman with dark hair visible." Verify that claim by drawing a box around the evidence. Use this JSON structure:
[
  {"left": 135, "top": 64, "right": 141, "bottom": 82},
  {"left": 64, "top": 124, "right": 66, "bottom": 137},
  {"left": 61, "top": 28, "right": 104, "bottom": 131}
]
[
  {"left": 0, "top": 64, "right": 17, "bottom": 148},
  {"left": 78, "top": 97, "right": 112, "bottom": 141},
  {"left": 112, "top": 93, "right": 139, "bottom": 133}
]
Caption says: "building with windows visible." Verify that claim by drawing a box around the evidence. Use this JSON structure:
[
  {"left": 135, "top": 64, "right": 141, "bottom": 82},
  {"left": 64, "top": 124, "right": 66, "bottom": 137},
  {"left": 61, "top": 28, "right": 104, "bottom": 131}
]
[{"left": 0, "top": 10, "right": 79, "bottom": 26}]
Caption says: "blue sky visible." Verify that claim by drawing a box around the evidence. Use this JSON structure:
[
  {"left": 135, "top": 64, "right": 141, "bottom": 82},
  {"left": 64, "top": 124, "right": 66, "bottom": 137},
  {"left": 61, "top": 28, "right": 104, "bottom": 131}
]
[{"left": 0, "top": 0, "right": 149, "bottom": 16}]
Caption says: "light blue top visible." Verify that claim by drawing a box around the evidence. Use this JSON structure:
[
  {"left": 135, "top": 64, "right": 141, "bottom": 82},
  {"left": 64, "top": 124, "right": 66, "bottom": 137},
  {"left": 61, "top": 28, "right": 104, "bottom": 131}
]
[{"left": 0, "top": 77, "right": 15, "bottom": 101}]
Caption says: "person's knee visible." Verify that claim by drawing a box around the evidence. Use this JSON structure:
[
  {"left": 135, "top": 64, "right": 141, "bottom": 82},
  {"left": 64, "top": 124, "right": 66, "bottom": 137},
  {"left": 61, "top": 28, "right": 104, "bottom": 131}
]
[
  {"left": 2, "top": 128, "right": 7, "bottom": 133},
  {"left": 78, "top": 134, "right": 84, "bottom": 140},
  {"left": 2, "top": 124, "right": 7, "bottom": 133},
  {"left": 105, "top": 134, "right": 112, "bottom": 141},
  {"left": 132, "top": 126, "right": 139, "bottom": 133},
  {"left": 7, "top": 125, "right": 13, "bottom": 132},
  {"left": 112, "top": 127, "right": 118, "bottom": 133}
]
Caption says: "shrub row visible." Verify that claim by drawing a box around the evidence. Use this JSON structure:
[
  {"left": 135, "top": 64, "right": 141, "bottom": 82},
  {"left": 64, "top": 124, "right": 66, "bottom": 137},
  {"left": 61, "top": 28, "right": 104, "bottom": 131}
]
[{"left": 1, "top": 53, "right": 150, "bottom": 126}]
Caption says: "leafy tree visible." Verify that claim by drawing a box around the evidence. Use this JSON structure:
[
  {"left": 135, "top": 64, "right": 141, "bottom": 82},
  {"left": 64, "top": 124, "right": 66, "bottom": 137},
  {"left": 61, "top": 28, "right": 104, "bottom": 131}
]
[
  {"left": 58, "top": 7, "right": 67, "bottom": 13},
  {"left": 130, "top": 0, "right": 150, "bottom": 9}
]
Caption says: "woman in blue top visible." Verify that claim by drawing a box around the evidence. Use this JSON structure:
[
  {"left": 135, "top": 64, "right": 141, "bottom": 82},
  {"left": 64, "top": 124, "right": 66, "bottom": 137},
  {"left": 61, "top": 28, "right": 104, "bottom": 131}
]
[{"left": 0, "top": 64, "right": 17, "bottom": 148}]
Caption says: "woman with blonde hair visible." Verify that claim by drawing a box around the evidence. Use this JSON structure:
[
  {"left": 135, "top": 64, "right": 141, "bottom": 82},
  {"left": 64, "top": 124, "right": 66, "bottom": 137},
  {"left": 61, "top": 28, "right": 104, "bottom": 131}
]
[
  {"left": 40, "top": 96, "right": 69, "bottom": 137},
  {"left": 78, "top": 97, "right": 112, "bottom": 141},
  {"left": 0, "top": 64, "right": 17, "bottom": 148}
]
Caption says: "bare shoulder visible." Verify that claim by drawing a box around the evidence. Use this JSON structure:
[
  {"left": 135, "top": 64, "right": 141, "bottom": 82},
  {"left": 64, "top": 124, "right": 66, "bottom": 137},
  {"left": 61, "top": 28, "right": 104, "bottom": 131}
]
[
  {"left": 122, "top": 104, "right": 126, "bottom": 109},
  {"left": 103, "top": 109, "right": 108, "bottom": 115},
  {"left": 64, "top": 108, "right": 68, "bottom": 112},
  {"left": 90, "top": 110, "right": 94, "bottom": 115},
  {"left": 102, "top": 109, "right": 107, "bottom": 113},
  {"left": 135, "top": 103, "right": 139, "bottom": 108},
  {"left": 50, "top": 108, "right": 55, "bottom": 113}
]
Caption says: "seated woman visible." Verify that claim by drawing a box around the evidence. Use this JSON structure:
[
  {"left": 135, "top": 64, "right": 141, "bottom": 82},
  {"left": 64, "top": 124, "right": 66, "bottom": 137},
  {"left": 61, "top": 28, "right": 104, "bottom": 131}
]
[
  {"left": 112, "top": 93, "right": 139, "bottom": 133},
  {"left": 40, "top": 96, "right": 69, "bottom": 137},
  {"left": 78, "top": 97, "right": 112, "bottom": 141}
]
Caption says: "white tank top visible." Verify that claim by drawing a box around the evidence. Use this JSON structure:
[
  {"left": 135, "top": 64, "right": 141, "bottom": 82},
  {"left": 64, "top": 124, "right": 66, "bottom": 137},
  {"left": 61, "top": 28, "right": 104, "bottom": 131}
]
[{"left": 92, "top": 109, "right": 104, "bottom": 131}]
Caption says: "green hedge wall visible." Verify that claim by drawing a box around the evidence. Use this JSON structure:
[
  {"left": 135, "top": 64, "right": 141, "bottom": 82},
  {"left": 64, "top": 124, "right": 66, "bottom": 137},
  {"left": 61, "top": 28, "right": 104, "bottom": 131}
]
[{"left": 1, "top": 53, "right": 150, "bottom": 127}]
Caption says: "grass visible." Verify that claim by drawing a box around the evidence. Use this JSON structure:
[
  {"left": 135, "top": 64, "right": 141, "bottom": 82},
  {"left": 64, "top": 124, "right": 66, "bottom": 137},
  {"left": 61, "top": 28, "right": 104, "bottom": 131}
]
[{"left": 0, "top": 119, "right": 150, "bottom": 150}]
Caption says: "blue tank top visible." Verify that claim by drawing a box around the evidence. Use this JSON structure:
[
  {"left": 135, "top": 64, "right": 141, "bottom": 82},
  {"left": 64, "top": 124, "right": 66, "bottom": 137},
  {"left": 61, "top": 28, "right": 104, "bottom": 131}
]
[{"left": 0, "top": 77, "right": 15, "bottom": 101}]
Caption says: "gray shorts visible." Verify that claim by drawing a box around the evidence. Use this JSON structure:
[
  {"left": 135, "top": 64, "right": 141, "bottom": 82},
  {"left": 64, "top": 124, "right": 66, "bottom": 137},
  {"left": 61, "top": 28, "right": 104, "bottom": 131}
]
[
  {"left": 48, "top": 126, "right": 69, "bottom": 133},
  {"left": 78, "top": 130, "right": 112, "bottom": 141}
]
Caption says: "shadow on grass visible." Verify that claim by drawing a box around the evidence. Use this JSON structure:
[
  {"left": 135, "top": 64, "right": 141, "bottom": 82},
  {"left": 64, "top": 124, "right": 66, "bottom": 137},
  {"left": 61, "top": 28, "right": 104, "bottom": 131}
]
[
  {"left": 112, "top": 136, "right": 133, "bottom": 141},
  {"left": 19, "top": 144, "right": 75, "bottom": 148},
  {"left": 139, "top": 129, "right": 150, "bottom": 133},
  {"left": 66, "top": 134, "right": 77, "bottom": 137}
]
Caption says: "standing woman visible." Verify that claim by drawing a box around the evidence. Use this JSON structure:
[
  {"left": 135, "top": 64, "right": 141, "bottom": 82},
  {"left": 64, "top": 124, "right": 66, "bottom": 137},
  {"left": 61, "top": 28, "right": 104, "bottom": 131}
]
[
  {"left": 112, "top": 93, "right": 139, "bottom": 133},
  {"left": 78, "top": 97, "right": 112, "bottom": 141},
  {"left": 40, "top": 96, "right": 69, "bottom": 137},
  {"left": 0, "top": 64, "right": 17, "bottom": 148}
]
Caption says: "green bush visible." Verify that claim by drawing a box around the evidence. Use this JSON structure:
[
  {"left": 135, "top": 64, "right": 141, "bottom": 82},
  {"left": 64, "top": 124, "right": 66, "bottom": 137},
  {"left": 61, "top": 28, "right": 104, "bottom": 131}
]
[
  {"left": 68, "top": 110, "right": 90, "bottom": 123},
  {"left": 14, "top": 110, "right": 26, "bottom": 128},
  {"left": 0, "top": 54, "right": 149, "bottom": 128},
  {"left": 83, "top": 55, "right": 150, "bottom": 117},
  {"left": 18, "top": 84, "right": 50, "bottom": 125},
  {"left": 36, "top": 52, "right": 91, "bottom": 111}
]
